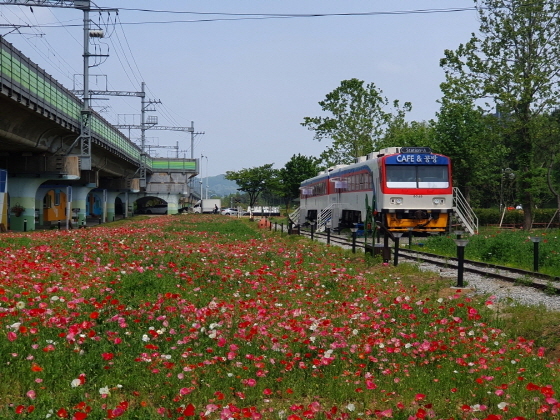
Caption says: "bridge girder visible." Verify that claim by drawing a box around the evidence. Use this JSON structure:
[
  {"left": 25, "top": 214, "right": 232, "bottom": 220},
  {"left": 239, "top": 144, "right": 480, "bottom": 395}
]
[{"left": 0, "top": 93, "right": 139, "bottom": 178}]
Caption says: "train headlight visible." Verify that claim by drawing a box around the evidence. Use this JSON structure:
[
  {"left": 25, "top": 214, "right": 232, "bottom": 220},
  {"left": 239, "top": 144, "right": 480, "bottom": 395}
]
[
  {"left": 433, "top": 198, "right": 445, "bottom": 205},
  {"left": 390, "top": 197, "right": 403, "bottom": 205}
]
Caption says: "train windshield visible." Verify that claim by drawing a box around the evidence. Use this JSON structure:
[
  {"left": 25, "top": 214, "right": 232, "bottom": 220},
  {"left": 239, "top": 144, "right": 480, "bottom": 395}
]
[{"left": 386, "top": 165, "right": 449, "bottom": 189}]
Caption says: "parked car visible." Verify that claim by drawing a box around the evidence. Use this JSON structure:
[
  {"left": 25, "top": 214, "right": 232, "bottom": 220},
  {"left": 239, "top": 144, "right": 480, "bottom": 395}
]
[
  {"left": 143, "top": 204, "right": 168, "bottom": 214},
  {"left": 221, "top": 208, "right": 239, "bottom": 216}
]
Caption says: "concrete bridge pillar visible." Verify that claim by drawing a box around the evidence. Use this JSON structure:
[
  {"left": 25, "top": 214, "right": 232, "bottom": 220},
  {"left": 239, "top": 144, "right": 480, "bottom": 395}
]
[
  {"left": 106, "top": 190, "right": 121, "bottom": 222},
  {"left": 34, "top": 194, "right": 44, "bottom": 227},
  {"left": 120, "top": 192, "right": 129, "bottom": 218},
  {"left": 71, "top": 186, "right": 95, "bottom": 227},
  {"left": 167, "top": 196, "right": 179, "bottom": 214},
  {"left": 127, "top": 193, "right": 138, "bottom": 215},
  {"left": 8, "top": 178, "right": 46, "bottom": 231}
]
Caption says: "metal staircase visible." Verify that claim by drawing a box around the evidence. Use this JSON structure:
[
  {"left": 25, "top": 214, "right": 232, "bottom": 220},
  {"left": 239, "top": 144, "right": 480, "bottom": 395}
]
[
  {"left": 316, "top": 203, "right": 348, "bottom": 232},
  {"left": 288, "top": 207, "right": 300, "bottom": 225},
  {"left": 452, "top": 187, "right": 478, "bottom": 235}
]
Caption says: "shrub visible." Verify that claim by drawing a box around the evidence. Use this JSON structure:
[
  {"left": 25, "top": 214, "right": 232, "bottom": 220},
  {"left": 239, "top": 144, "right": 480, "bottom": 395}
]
[{"left": 475, "top": 208, "right": 559, "bottom": 226}]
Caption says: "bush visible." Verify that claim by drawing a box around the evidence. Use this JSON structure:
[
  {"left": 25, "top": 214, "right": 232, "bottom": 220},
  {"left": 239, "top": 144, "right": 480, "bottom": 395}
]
[{"left": 475, "top": 208, "right": 559, "bottom": 226}]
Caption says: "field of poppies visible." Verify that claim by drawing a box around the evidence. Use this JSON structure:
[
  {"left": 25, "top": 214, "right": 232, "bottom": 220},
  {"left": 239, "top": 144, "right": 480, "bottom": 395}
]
[{"left": 1, "top": 214, "right": 559, "bottom": 420}]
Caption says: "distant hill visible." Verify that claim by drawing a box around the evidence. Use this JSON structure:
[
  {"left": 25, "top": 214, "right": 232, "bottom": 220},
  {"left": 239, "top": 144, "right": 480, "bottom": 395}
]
[{"left": 193, "top": 174, "right": 239, "bottom": 197}]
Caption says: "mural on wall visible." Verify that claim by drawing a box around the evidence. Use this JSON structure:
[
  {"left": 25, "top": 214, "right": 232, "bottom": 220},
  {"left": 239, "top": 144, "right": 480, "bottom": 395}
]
[
  {"left": 87, "top": 192, "right": 103, "bottom": 217},
  {"left": 43, "top": 188, "right": 67, "bottom": 223}
]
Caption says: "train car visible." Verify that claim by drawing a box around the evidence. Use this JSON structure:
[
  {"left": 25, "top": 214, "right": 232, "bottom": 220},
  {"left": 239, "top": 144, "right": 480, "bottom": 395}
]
[{"left": 297, "top": 146, "right": 453, "bottom": 234}]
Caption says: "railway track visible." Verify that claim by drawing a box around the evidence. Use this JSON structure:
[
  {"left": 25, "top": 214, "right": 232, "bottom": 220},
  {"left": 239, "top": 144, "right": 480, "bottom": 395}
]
[{"left": 296, "top": 228, "right": 560, "bottom": 295}]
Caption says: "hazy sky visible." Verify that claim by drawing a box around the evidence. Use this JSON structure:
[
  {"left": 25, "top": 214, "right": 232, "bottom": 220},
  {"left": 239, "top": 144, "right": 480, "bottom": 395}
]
[{"left": 1, "top": 1, "right": 478, "bottom": 176}]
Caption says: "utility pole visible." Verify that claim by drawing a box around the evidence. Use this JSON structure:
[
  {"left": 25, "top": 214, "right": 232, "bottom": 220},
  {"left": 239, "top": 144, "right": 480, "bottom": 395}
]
[
  {"left": 143, "top": 143, "right": 183, "bottom": 157},
  {"left": 79, "top": 0, "right": 91, "bottom": 169},
  {"left": 115, "top": 122, "right": 202, "bottom": 157},
  {"left": 140, "top": 82, "right": 160, "bottom": 187},
  {"left": 191, "top": 121, "right": 194, "bottom": 159},
  {"left": 115, "top": 116, "right": 203, "bottom": 190},
  {"left": 72, "top": 82, "right": 159, "bottom": 187}
]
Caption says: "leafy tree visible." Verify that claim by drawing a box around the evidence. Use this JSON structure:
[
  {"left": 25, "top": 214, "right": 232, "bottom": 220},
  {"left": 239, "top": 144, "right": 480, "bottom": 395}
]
[
  {"left": 225, "top": 164, "right": 277, "bottom": 208},
  {"left": 540, "top": 110, "right": 560, "bottom": 218},
  {"left": 440, "top": 0, "right": 560, "bottom": 229},
  {"left": 223, "top": 192, "right": 250, "bottom": 208},
  {"left": 379, "top": 118, "right": 434, "bottom": 151},
  {"left": 277, "top": 154, "right": 321, "bottom": 210},
  {"left": 260, "top": 174, "right": 283, "bottom": 208},
  {"left": 317, "top": 142, "right": 350, "bottom": 170},
  {"left": 301, "top": 78, "right": 411, "bottom": 166},
  {"left": 432, "top": 99, "right": 505, "bottom": 205}
]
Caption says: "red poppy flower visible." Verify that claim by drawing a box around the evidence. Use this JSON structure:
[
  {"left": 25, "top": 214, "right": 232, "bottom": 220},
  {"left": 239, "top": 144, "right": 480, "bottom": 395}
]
[
  {"left": 56, "top": 407, "right": 69, "bottom": 418},
  {"left": 416, "top": 408, "right": 426, "bottom": 419},
  {"left": 526, "top": 382, "right": 540, "bottom": 391},
  {"left": 182, "top": 403, "right": 195, "bottom": 416},
  {"left": 31, "top": 363, "right": 43, "bottom": 372}
]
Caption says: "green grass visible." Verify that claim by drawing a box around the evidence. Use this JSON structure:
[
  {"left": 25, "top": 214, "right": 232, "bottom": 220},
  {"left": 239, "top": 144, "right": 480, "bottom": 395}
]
[{"left": 418, "top": 227, "right": 560, "bottom": 276}]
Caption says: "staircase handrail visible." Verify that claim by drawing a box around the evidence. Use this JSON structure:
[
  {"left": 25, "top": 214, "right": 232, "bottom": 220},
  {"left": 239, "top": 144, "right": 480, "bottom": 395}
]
[
  {"left": 452, "top": 187, "right": 479, "bottom": 235},
  {"left": 288, "top": 207, "right": 300, "bottom": 225},
  {"left": 317, "top": 203, "right": 348, "bottom": 232}
]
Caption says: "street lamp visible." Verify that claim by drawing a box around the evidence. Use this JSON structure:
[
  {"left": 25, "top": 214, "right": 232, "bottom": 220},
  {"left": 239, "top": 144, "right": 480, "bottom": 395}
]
[
  {"left": 393, "top": 232, "right": 403, "bottom": 266},
  {"left": 453, "top": 238, "right": 469, "bottom": 288},
  {"left": 350, "top": 225, "right": 358, "bottom": 253},
  {"left": 203, "top": 155, "right": 209, "bottom": 199},
  {"left": 200, "top": 153, "right": 205, "bottom": 199},
  {"left": 530, "top": 236, "right": 541, "bottom": 272}
]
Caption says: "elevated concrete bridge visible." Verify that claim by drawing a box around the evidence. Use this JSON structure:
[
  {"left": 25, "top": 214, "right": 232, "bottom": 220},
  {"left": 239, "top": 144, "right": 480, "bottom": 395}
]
[{"left": 0, "top": 36, "right": 199, "bottom": 231}]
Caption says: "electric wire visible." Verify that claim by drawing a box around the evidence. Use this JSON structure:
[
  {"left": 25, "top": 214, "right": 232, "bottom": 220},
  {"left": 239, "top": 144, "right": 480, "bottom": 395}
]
[
  {"left": 118, "top": 11, "right": 192, "bottom": 137},
  {"left": 26, "top": 6, "right": 81, "bottom": 79},
  {"left": 0, "top": 4, "right": 470, "bottom": 157},
  {"left": 0, "top": 7, "right": 77, "bottom": 83},
  {"left": 18, "top": 6, "right": 477, "bottom": 28},
  {"left": 45, "top": 7, "right": 81, "bottom": 85},
  {"left": 114, "top": 15, "right": 142, "bottom": 84},
  {"left": 103, "top": 7, "right": 477, "bottom": 18},
  {"left": 106, "top": 22, "right": 140, "bottom": 88}
]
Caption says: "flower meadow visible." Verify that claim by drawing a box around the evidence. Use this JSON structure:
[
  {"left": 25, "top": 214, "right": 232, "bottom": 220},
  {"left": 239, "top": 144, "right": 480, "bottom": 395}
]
[{"left": 0, "top": 215, "right": 559, "bottom": 420}]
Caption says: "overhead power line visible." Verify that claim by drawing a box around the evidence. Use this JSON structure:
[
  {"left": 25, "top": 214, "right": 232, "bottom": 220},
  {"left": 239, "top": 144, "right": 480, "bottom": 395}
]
[
  {"left": 8, "top": 7, "right": 477, "bottom": 28},
  {"left": 115, "top": 7, "right": 477, "bottom": 17}
]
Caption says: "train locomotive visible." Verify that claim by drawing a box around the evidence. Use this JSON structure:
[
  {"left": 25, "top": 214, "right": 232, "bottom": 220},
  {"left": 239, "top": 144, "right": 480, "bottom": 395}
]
[{"left": 297, "top": 147, "right": 453, "bottom": 234}]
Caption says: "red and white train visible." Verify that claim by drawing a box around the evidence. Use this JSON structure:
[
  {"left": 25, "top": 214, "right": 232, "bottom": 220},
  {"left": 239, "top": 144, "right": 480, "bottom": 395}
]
[{"left": 297, "top": 147, "right": 453, "bottom": 234}]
